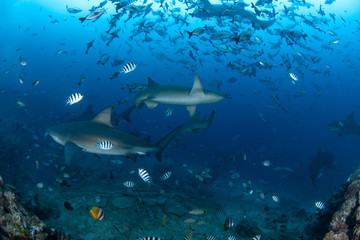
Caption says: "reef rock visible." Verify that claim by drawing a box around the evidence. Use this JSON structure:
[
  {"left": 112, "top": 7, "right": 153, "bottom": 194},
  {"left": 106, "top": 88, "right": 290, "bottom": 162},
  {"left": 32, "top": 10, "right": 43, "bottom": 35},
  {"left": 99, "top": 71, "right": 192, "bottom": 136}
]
[
  {"left": 323, "top": 178, "right": 360, "bottom": 240},
  {"left": 0, "top": 175, "right": 72, "bottom": 240}
]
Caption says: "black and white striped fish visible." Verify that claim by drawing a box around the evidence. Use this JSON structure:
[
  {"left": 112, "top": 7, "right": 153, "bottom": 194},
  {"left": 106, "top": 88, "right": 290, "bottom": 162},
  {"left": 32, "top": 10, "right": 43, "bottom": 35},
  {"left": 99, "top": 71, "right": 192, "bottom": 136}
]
[
  {"left": 66, "top": 93, "right": 83, "bottom": 105},
  {"left": 164, "top": 107, "right": 173, "bottom": 118},
  {"left": 206, "top": 235, "right": 216, "bottom": 240},
  {"left": 228, "top": 236, "right": 237, "bottom": 240},
  {"left": 123, "top": 181, "right": 135, "bottom": 188},
  {"left": 218, "top": 210, "right": 226, "bottom": 218},
  {"left": 97, "top": 141, "right": 113, "bottom": 150},
  {"left": 315, "top": 201, "right": 325, "bottom": 210},
  {"left": 138, "top": 168, "right": 151, "bottom": 183},
  {"left": 252, "top": 235, "right": 261, "bottom": 240},
  {"left": 137, "top": 236, "right": 162, "bottom": 240},
  {"left": 223, "top": 217, "right": 234, "bottom": 231},
  {"left": 120, "top": 62, "right": 137, "bottom": 74},
  {"left": 184, "top": 231, "right": 192, "bottom": 240},
  {"left": 161, "top": 171, "right": 172, "bottom": 181}
]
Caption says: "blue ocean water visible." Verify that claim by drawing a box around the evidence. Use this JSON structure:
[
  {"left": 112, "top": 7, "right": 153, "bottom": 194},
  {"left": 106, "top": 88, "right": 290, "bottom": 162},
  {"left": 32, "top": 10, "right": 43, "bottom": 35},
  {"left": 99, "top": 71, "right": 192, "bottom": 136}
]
[{"left": 1, "top": 0, "right": 360, "bottom": 239}]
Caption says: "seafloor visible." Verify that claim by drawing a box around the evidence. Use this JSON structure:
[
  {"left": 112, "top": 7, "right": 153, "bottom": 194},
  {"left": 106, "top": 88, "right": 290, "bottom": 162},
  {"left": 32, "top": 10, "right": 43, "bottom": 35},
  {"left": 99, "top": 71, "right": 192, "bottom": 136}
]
[{"left": 1, "top": 128, "right": 359, "bottom": 240}]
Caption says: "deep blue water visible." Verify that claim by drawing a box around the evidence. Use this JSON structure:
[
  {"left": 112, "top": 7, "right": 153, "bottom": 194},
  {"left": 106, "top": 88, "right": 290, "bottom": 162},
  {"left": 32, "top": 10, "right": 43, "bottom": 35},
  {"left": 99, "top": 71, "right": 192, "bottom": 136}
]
[{"left": 1, "top": 0, "right": 360, "bottom": 238}]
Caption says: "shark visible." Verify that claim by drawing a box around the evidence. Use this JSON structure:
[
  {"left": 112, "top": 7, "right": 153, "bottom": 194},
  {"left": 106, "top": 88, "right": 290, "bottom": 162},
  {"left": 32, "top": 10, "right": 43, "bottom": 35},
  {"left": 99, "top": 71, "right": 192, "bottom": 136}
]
[
  {"left": 47, "top": 106, "right": 179, "bottom": 165},
  {"left": 179, "top": 110, "right": 216, "bottom": 135},
  {"left": 190, "top": 0, "right": 276, "bottom": 30},
  {"left": 328, "top": 112, "right": 360, "bottom": 136},
  {"left": 308, "top": 148, "right": 335, "bottom": 187},
  {"left": 134, "top": 75, "right": 224, "bottom": 117}
]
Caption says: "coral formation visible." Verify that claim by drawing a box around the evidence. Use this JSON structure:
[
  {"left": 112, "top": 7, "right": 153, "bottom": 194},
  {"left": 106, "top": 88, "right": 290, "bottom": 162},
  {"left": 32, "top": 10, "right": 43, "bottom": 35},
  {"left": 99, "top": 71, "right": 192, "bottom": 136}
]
[
  {"left": 323, "top": 179, "right": 360, "bottom": 240},
  {"left": 0, "top": 175, "right": 72, "bottom": 240}
]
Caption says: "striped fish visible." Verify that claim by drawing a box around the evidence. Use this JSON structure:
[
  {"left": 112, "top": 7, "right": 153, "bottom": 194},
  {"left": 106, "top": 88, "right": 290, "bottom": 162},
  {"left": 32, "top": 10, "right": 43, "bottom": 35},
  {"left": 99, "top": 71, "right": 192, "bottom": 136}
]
[
  {"left": 66, "top": 93, "right": 83, "bottom": 105},
  {"left": 137, "top": 236, "right": 162, "bottom": 240},
  {"left": 123, "top": 181, "right": 135, "bottom": 188},
  {"left": 315, "top": 201, "right": 325, "bottom": 210},
  {"left": 272, "top": 195, "right": 279, "bottom": 203},
  {"left": 97, "top": 141, "right": 113, "bottom": 150},
  {"left": 223, "top": 217, "right": 234, "bottom": 231},
  {"left": 289, "top": 72, "right": 298, "bottom": 82},
  {"left": 120, "top": 62, "right": 137, "bottom": 74},
  {"left": 184, "top": 231, "right": 192, "bottom": 240},
  {"left": 252, "top": 235, "right": 261, "bottom": 240},
  {"left": 164, "top": 107, "right": 173, "bottom": 118},
  {"left": 228, "top": 236, "right": 237, "bottom": 240},
  {"left": 161, "top": 171, "right": 172, "bottom": 181},
  {"left": 206, "top": 236, "right": 216, "bottom": 240},
  {"left": 138, "top": 168, "right": 151, "bottom": 183}
]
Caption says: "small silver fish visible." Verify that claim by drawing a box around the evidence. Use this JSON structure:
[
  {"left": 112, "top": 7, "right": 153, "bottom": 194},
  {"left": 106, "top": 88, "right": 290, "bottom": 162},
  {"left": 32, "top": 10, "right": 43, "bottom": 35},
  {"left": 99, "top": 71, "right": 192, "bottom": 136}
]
[
  {"left": 97, "top": 141, "right": 113, "bottom": 150},
  {"left": 19, "top": 56, "right": 27, "bottom": 66}
]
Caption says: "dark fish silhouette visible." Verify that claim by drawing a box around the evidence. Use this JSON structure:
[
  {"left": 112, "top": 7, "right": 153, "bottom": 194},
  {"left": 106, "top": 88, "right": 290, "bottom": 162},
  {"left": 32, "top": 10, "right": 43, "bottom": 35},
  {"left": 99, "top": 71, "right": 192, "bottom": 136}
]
[
  {"left": 308, "top": 148, "right": 335, "bottom": 187},
  {"left": 64, "top": 201, "right": 73, "bottom": 211},
  {"left": 328, "top": 112, "right": 360, "bottom": 136}
]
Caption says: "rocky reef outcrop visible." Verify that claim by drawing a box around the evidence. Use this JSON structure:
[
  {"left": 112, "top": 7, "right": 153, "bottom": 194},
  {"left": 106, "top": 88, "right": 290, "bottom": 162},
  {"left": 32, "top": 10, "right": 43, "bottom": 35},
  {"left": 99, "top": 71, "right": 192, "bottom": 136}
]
[
  {"left": 323, "top": 169, "right": 360, "bottom": 240},
  {"left": 0, "top": 175, "right": 72, "bottom": 240}
]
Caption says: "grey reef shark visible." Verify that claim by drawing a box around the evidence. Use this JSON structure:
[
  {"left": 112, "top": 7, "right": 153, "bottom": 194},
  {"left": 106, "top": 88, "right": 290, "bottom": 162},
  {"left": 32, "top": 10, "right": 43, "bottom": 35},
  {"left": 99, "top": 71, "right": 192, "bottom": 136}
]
[
  {"left": 328, "top": 112, "right": 360, "bottom": 136},
  {"left": 308, "top": 148, "right": 335, "bottom": 187},
  {"left": 179, "top": 110, "right": 216, "bottom": 135},
  {"left": 134, "top": 75, "right": 224, "bottom": 117},
  {"left": 47, "top": 106, "right": 179, "bottom": 165},
  {"left": 190, "top": 0, "right": 276, "bottom": 30}
]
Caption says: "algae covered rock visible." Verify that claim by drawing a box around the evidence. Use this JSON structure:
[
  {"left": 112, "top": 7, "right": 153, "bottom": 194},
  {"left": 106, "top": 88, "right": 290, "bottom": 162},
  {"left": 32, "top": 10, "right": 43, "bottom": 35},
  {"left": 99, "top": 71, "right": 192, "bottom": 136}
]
[{"left": 0, "top": 175, "right": 72, "bottom": 240}]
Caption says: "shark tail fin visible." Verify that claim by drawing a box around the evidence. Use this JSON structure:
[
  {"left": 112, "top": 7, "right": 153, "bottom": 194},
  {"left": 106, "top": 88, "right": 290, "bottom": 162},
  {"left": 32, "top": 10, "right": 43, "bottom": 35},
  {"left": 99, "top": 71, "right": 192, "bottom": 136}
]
[
  {"left": 136, "top": 102, "right": 145, "bottom": 111},
  {"left": 208, "top": 110, "right": 216, "bottom": 126},
  {"left": 155, "top": 126, "right": 180, "bottom": 162}
]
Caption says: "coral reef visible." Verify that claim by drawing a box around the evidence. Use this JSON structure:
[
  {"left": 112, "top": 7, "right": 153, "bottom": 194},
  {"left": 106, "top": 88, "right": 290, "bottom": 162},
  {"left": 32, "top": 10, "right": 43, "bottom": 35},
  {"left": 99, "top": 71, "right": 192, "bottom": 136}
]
[
  {"left": 323, "top": 178, "right": 360, "bottom": 240},
  {"left": 0, "top": 175, "right": 72, "bottom": 240}
]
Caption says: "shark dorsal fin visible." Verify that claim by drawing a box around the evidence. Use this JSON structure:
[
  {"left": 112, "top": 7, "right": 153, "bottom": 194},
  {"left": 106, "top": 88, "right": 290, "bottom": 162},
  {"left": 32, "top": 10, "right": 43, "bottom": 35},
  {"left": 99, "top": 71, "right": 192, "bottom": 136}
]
[
  {"left": 201, "top": 0, "right": 213, "bottom": 8},
  {"left": 189, "top": 75, "right": 204, "bottom": 96},
  {"left": 148, "top": 77, "right": 158, "bottom": 87},
  {"left": 92, "top": 106, "right": 114, "bottom": 128}
]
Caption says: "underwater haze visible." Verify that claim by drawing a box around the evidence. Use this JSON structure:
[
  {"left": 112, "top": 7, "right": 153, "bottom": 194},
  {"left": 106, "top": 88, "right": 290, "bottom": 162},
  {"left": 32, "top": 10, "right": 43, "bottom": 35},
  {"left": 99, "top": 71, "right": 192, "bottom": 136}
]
[{"left": 1, "top": 0, "right": 360, "bottom": 239}]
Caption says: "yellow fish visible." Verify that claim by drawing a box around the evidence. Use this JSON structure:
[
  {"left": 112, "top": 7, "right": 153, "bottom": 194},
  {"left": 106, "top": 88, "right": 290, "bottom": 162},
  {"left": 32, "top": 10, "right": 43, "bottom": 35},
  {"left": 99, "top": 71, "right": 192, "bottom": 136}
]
[{"left": 90, "top": 207, "right": 104, "bottom": 220}]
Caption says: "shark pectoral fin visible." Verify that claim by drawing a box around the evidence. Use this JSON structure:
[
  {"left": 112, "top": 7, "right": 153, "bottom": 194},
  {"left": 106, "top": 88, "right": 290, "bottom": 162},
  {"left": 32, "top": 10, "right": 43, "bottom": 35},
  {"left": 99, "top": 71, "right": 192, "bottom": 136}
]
[
  {"left": 186, "top": 105, "right": 197, "bottom": 117},
  {"left": 92, "top": 106, "right": 114, "bottom": 128},
  {"left": 189, "top": 75, "right": 204, "bottom": 96},
  {"left": 144, "top": 101, "right": 158, "bottom": 110},
  {"left": 65, "top": 142, "right": 81, "bottom": 165},
  {"left": 155, "top": 126, "right": 180, "bottom": 162}
]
